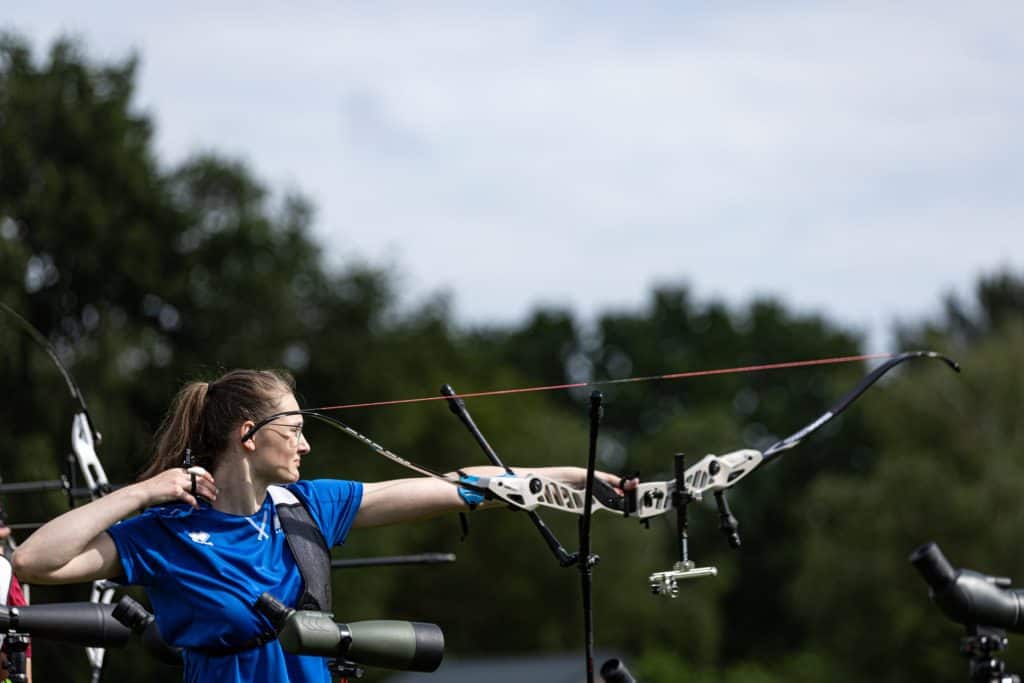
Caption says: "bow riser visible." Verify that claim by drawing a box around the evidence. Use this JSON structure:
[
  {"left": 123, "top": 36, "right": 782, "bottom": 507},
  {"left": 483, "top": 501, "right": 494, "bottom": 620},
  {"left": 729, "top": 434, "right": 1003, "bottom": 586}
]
[{"left": 473, "top": 448, "right": 763, "bottom": 519}]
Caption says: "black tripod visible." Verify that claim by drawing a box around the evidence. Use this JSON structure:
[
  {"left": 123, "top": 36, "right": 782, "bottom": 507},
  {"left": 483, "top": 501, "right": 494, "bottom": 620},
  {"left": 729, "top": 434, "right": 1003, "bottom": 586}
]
[
  {"left": 962, "top": 625, "right": 1020, "bottom": 683},
  {"left": 327, "top": 658, "right": 364, "bottom": 681},
  {"left": 2, "top": 631, "right": 30, "bottom": 683}
]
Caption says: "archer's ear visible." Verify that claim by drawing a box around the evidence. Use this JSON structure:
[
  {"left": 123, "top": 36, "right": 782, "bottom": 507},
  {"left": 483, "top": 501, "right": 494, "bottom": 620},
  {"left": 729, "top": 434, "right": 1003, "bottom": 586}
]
[{"left": 240, "top": 421, "right": 258, "bottom": 452}]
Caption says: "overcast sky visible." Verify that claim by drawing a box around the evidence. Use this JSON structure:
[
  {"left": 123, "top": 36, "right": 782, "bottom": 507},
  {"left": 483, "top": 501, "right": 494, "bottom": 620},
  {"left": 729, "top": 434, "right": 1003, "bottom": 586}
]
[{"left": 6, "top": 2, "right": 1022, "bottom": 352}]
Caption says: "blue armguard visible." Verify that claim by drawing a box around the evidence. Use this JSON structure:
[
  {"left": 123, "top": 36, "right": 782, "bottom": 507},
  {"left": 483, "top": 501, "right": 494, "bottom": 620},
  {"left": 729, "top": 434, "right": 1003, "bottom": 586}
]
[{"left": 457, "top": 474, "right": 486, "bottom": 510}]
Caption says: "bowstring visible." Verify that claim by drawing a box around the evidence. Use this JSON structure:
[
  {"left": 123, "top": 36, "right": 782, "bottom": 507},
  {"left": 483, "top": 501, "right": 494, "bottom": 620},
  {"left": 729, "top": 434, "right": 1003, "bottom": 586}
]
[{"left": 310, "top": 352, "right": 894, "bottom": 411}]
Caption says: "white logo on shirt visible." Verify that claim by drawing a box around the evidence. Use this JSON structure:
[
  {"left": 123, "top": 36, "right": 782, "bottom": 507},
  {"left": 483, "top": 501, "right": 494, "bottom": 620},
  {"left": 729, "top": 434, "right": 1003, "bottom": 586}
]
[
  {"left": 188, "top": 531, "right": 214, "bottom": 546},
  {"left": 246, "top": 510, "right": 270, "bottom": 541}
]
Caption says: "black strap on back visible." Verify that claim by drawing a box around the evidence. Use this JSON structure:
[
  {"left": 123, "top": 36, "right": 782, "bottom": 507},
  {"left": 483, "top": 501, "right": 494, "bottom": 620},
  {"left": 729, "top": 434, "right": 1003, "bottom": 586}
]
[{"left": 268, "top": 486, "right": 332, "bottom": 612}]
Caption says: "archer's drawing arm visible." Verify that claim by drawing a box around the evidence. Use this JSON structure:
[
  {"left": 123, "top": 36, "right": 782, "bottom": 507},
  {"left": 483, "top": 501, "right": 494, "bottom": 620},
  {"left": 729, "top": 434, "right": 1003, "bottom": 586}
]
[{"left": 13, "top": 468, "right": 217, "bottom": 584}]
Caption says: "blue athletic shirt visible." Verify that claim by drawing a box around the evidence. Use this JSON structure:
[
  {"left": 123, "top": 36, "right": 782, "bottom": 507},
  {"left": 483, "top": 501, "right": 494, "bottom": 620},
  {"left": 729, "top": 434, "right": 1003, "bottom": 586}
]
[{"left": 107, "top": 479, "right": 363, "bottom": 683}]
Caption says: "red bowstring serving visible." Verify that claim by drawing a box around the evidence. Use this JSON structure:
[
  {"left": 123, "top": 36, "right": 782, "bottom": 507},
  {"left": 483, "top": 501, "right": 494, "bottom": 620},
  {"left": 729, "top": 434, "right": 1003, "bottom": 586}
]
[{"left": 313, "top": 352, "right": 893, "bottom": 411}]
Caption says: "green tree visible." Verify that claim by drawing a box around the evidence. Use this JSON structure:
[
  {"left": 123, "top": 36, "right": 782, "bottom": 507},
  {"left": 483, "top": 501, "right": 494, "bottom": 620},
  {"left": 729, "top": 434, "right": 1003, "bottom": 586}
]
[{"left": 791, "top": 273, "right": 1024, "bottom": 682}]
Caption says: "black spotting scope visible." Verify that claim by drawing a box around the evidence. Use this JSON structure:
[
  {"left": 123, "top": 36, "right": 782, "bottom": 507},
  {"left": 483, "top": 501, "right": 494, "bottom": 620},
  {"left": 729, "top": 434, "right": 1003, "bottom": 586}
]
[
  {"left": 0, "top": 601, "right": 131, "bottom": 647},
  {"left": 255, "top": 592, "right": 444, "bottom": 673},
  {"left": 911, "top": 542, "right": 1024, "bottom": 632},
  {"left": 0, "top": 596, "right": 181, "bottom": 664}
]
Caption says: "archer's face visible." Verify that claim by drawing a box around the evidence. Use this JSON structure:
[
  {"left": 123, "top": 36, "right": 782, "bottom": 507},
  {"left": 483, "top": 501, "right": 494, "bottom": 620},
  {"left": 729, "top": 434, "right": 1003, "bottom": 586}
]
[{"left": 251, "top": 392, "right": 310, "bottom": 486}]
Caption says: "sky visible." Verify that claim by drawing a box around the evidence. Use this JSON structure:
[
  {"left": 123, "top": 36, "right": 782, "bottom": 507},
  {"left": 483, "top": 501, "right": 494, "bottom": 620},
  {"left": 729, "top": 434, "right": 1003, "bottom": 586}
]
[{"left": 5, "top": 2, "right": 1023, "bottom": 352}]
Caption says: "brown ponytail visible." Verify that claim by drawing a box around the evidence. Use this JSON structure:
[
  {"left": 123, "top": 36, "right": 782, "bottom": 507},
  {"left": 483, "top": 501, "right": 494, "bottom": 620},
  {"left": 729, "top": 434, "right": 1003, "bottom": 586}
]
[{"left": 139, "top": 369, "right": 295, "bottom": 480}]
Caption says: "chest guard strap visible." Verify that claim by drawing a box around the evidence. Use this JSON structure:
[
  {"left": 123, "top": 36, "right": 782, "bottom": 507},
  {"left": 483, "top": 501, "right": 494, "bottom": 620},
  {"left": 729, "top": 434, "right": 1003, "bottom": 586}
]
[{"left": 268, "top": 486, "right": 331, "bottom": 612}]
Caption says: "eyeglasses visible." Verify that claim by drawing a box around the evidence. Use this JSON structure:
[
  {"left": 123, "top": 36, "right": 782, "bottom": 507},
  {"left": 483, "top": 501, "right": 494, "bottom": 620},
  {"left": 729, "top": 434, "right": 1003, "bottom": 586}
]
[
  {"left": 239, "top": 409, "right": 313, "bottom": 444},
  {"left": 263, "top": 422, "right": 305, "bottom": 445}
]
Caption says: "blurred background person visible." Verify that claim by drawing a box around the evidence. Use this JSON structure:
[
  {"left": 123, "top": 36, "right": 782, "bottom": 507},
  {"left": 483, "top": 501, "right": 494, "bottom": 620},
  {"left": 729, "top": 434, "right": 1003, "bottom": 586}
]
[{"left": 1, "top": 506, "right": 31, "bottom": 683}]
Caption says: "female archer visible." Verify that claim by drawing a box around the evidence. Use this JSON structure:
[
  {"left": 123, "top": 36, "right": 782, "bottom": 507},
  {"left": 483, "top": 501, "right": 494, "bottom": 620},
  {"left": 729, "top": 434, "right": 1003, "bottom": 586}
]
[{"left": 11, "top": 369, "right": 632, "bottom": 683}]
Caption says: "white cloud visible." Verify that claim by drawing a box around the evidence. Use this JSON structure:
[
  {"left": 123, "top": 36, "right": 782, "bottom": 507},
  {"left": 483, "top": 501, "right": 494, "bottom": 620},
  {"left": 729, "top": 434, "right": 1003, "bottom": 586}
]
[{"left": 5, "top": 1, "right": 1022, "bottom": 352}]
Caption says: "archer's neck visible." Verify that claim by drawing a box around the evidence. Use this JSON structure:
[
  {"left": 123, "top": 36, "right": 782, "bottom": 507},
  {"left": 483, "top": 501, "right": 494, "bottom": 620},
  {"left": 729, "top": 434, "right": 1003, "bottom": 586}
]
[{"left": 210, "top": 456, "right": 268, "bottom": 516}]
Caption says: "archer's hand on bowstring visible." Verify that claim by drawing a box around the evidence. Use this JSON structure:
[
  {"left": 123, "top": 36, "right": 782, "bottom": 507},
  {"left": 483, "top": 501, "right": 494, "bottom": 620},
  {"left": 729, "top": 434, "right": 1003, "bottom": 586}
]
[
  {"left": 136, "top": 466, "right": 219, "bottom": 510},
  {"left": 11, "top": 466, "right": 215, "bottom": 586}
]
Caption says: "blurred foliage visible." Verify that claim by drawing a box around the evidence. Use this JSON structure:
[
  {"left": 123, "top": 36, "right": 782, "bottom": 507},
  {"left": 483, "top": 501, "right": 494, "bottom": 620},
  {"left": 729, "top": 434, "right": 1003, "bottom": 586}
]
[
  {"left": 790, "top": 309, "right": 1024, "bottom": 683},
  {"left": 2, "top": 32, "right": 1023, "bottom": 683}
]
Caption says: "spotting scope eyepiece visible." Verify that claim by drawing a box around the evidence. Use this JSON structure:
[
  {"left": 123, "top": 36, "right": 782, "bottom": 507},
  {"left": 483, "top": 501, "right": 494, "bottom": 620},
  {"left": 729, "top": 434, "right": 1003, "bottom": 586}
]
[
  {"left": 600, "top": 657, "right": 637, "bottom": 683},
  {"left": 255, "top": 592, "right": 444, "bottom": 673},
  {"left": 910, "top": 542, "right": 1024, "bottom": 633},
  {"left": 111, "top": 595, "right": 183, "bottom": 665}
]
